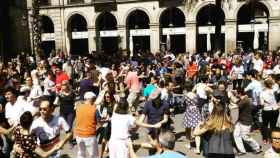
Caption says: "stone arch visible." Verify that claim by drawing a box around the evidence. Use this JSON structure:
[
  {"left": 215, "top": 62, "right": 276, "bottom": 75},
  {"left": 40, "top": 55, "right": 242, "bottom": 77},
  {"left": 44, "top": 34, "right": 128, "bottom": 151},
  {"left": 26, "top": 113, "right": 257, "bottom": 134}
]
[
  {"left": 122, "top": 7, "right": 152, "bottom": 26},
  {"left": 234, "top": 0, "right": 273, "bottom": 19},
  {"left": 95, "top": 11, "right": 118, "bottom": 30},
  {"left": 156, "top": 7, "right": 186, "bottom": 25},
  {"left": 65, "top": 11, "right": 89, "bottom": 29},
  {"left": 190, "top": 1, "right": 229, "bottom": 21},
  {"left": 40, "top": 15, "right": 55, "bottom": 33}
]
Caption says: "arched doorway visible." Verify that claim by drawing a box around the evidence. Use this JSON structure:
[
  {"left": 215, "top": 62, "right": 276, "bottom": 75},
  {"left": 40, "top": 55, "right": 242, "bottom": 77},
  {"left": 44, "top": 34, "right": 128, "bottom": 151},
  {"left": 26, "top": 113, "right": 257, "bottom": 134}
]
[
  {"left": 41, "top": 15, "right": 55, "bottom": 57},
  {"left": 96, "top": 12, "right": 118, "bottom": 55},
  {"left": 237, "top": 2, "right": 269, "bottom": 52},
  {"left": 196, "top": 4, "right": 225, "bottom": 54},
  {"left": 126, "top": 10, "right": 150, "bottom": 57},
  {"left": 160, "top": 7, "right": 186, "bottom": 54},
  {"left": 68, "top": 14, "right": 88, "bottom": 55}
]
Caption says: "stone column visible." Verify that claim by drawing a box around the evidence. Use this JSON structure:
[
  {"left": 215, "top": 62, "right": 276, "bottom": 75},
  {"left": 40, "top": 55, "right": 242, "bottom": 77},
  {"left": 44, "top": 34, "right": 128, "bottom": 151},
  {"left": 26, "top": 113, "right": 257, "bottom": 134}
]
[
  {"left": 150, "top": 23, "right": 160, "bottom": 53},
  {"left": 64, "top": 28, "right": 71, "bottom": 55},
  {"left": 118, "top": 25, "right": 127, "bottom": 51},
  {"left": 185, "top": 21, "right": 196, "bottom": 54},
  {"left": 88, "top": 27, "right": 96, "bottom": 53},
  {"left": 225, "top": 19, "right": 237, "bottom": 52},
  {"left": 269, "top": 17, "right": 280, "bottom": 51}
]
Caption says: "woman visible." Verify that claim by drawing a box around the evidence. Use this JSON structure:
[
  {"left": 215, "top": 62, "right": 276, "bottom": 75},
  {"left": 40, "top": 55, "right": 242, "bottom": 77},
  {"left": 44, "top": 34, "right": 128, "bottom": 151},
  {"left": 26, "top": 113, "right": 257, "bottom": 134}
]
[
  {"left": 54, "top": 80, "right": 75, "bottom": 130},
  {"left": 108, "top": 99, "right": 161, "bottom": 158},
  {"left": 43, "top": 71, "right": 56, "bottom": 102},
  {"left": 260, "top": 79, "right": 280, "bottom": 144},
  {"left": 194, "top": 97, "right": 234, "bottom": 158},
  {"left": 230, "top": 58, "right": 244, "bottom": 90},
  {"left": 12, "top": 111, "right": 59, "bottom": 158},
  {"left": 186, "top": 56, "right": 198, "bottom": 83},
  {"left": 183, "top": 81, "right": 202, "bottom": 154},
  {"left": 97, "top": 91, "right": 116, "bottom": 158}
]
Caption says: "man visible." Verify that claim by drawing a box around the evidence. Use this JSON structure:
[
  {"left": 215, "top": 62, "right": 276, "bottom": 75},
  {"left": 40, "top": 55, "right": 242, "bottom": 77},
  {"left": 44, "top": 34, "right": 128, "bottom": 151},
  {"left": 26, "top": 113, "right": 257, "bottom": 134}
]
[
  {"left": 128, "top": 131, "right": 185, "bottom": 158},
  {"left": 264, "top": 127, "right": 280, "bottom": 158},
  {"left": 139, "top": 89, "right": 169, "bottom": 154},
  {"left": 17, "top": 86, "right": 38, "bottom": 116},
  {"left": 24, "top": 77, "right": 43, "bottom": 108},
  {"left": 4, "top": 87, "right": 25, "bottom": 126},
  {"left": 244, "top": 70, "right": 263, "bottom": 130},
  {"left": 79, "top": 71, "right": 94, "bottom": 100},
  {"left": 74, "top": 92, "right": 99, "bottom": 158},
  {"left": 233, "top": 91, "right": 262, "bottom": 156},
  {"left": 62, "top": 59, "right": 74, "bottom": 80},
  {"left": 30, "top": 97, "right": 72, "bottom": 158},
  {"left": 125, "top": 65, "right": 141, "bottom": 111}
]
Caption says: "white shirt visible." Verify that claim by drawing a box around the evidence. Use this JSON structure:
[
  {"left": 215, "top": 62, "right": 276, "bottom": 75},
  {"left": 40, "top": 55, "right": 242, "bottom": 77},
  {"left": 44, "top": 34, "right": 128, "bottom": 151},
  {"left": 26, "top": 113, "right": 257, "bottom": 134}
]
[
  {"left": 110, "top": 113, "right": 135, "bottom": 140},
  {"left": 244, "top": 80, "right": 263, "bottom": 94},
  {"left": 273, "top": 65, "right": 280, "bottom": 75},
  {"left": 29, "top": 85, "right": 43, "bottom": 100},
  {"left": 43, "top": 78, "right": 55, "bottom": 96},
  {"left": 5, "top": 100, "right": 25, "bottom": 126},
  {"left": 231, "top": 65, "right": 244, "bottom": 79},
  {"left": 264, "top": 147, "right": 280, "bottom": 158},
  {"left": 260, "top": 89, "right": 278, "bottom": 111},
  {"left": 17, "top": 96, "right": 37, "bottom": 115},
  {"left": 196, "top": 83, "right": 208, "bottom": 99},
  {"left": 244, "top": 80, "right": 263, "bottom": 106},
  {"left": 263, "top": 69, "right": 273, "bottom": 79},
  {"left": 253, "top": 58, "right": 264, "bottom": 72},
  {"left": 30, "top": 115, "right": 70, "bottom": 145}
]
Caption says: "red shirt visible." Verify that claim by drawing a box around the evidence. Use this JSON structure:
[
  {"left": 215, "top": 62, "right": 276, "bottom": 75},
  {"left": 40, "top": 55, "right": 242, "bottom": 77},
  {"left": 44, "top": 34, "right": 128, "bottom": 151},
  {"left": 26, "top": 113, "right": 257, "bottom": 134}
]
[{"left": 55, "top": 72, "right": 69, "bottom": 92}]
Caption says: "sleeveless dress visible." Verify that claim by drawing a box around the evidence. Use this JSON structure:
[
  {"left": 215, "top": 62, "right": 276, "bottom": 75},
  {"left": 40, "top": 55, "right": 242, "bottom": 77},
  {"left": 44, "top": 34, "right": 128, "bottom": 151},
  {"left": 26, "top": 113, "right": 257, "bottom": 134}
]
[{"left": 183, "top": 93, "right": 202, "bottom": 128}]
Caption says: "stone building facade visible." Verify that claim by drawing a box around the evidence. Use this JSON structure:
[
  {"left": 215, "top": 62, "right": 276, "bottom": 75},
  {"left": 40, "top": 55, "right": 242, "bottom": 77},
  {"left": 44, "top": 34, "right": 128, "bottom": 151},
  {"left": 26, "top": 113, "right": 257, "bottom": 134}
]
[{"left": 26, "top": 0, "right": 280, "bottom": 56}]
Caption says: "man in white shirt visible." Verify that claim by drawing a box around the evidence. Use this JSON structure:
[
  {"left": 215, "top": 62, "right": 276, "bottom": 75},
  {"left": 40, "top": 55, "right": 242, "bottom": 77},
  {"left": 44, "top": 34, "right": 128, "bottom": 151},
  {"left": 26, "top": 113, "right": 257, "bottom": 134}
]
[
  {"left": 4, "top": 87, "right": 25, "bottom": 126},
  {"left": 244, "top": 70, "right": 263, "bottom": 130},
  {"left": 25, "top": 77, "right": 43, "bottom": 101},
  {"left": 17, "top": 86, "right": 38, "bottom": 116},
  {"left": 30, "top": 97, "right": 72, "bottom": 158},
  {"left": 252, "top": 53, "right": 264, "bottom": 73}
]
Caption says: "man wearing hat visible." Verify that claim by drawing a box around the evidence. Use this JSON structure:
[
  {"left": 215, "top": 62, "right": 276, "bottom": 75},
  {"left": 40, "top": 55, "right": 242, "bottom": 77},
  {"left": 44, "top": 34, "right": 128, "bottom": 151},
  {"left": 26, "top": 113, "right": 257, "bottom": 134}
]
[{"left": 74, "top": 92, "right": 100, "bottom": 158}]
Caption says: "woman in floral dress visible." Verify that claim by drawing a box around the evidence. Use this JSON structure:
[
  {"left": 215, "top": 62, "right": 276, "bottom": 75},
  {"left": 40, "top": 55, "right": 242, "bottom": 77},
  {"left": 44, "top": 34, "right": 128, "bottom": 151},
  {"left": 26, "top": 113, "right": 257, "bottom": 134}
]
[{"left": 183, "top": 81, "right": 202, "bottom": 154}]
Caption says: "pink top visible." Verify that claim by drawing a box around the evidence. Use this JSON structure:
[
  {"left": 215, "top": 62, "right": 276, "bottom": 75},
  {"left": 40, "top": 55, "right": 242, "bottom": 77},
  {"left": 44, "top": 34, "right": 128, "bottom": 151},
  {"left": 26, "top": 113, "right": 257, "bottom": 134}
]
[{"left": 125, "top": 71, "right": 141, "bottom": 93}]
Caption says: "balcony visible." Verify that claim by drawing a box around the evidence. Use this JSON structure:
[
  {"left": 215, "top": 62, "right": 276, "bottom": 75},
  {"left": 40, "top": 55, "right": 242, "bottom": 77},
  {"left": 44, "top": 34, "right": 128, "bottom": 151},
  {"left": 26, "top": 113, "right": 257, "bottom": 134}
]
[
  {"left": 94, "top": 0, "right": 116, "bottom": 4},
  {"left": 39, "top": 0, "right": 51, "bottom": 6},
  {"left": 93, "top": 0, "right": 117, "bottom": 11},
  {"left": 68, "top": 0, "right": 85, "bottom": 4}
]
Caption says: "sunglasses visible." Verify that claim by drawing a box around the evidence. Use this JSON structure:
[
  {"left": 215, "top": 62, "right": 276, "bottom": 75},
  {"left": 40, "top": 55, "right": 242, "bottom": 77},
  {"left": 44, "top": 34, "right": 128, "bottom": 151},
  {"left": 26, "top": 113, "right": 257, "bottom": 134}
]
[{"left": 39, "top": 107, "right": 48, "bottom": 112}]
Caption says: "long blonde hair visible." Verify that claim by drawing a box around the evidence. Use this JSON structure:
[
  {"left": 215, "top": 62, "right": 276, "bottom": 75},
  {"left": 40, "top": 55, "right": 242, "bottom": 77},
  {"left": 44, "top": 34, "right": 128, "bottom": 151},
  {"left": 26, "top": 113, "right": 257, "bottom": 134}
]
[{"left": 204, "top": 103, "right": 233, "bottom": 133}]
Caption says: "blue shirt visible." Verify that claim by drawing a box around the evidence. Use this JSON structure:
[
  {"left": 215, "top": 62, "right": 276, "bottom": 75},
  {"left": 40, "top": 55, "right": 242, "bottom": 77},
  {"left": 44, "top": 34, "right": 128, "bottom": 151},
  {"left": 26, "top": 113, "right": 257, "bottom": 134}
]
[
  {"left": 146, "top": 151, "right": 185, "bottom": 158},
  {"left": 143, "top": 84, "right": 156, "bottom": 97}
]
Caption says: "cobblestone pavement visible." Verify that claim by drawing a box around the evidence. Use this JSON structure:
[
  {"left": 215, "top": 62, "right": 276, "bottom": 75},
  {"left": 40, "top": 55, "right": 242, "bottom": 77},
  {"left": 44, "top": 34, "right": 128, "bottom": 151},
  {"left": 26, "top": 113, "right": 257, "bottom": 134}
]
[{"left": 60, "top": 113, "right": 269, "bottom": 158}]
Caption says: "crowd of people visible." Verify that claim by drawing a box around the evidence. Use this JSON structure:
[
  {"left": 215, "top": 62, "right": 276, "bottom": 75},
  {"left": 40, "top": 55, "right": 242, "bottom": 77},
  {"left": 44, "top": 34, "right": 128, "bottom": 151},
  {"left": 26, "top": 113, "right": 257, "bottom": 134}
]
[{"left": 0, "top": 48, "right": 280, "bottom": 158}]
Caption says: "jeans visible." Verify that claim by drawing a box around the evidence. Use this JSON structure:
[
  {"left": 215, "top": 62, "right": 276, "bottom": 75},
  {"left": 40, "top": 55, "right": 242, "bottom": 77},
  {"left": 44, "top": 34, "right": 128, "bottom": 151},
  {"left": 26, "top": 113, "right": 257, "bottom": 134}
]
[
  {"left": 234, "top": 122, "right": 260, "bottom": 153},
  {"left": 60, "top": 112, "right": 75, "bottom": 130},
  {"left": 76, "top": 136, "right": 98, "bottom": 158}
]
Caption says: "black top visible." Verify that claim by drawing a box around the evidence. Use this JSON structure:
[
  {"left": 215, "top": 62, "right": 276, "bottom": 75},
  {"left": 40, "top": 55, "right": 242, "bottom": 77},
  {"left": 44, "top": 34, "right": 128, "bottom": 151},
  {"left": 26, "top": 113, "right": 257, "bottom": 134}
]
[
  {"left": 58, "top": 92, "right": 75, "bottom": 114},
  {"left": 13, "top": 126, "right": 38, "bottom": 158},
  {"left": 238, "top": 97, "right": 253, "bottom": 125},
  {"left": 207, "top": 129, "right": 234, "bottom": 155}
]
